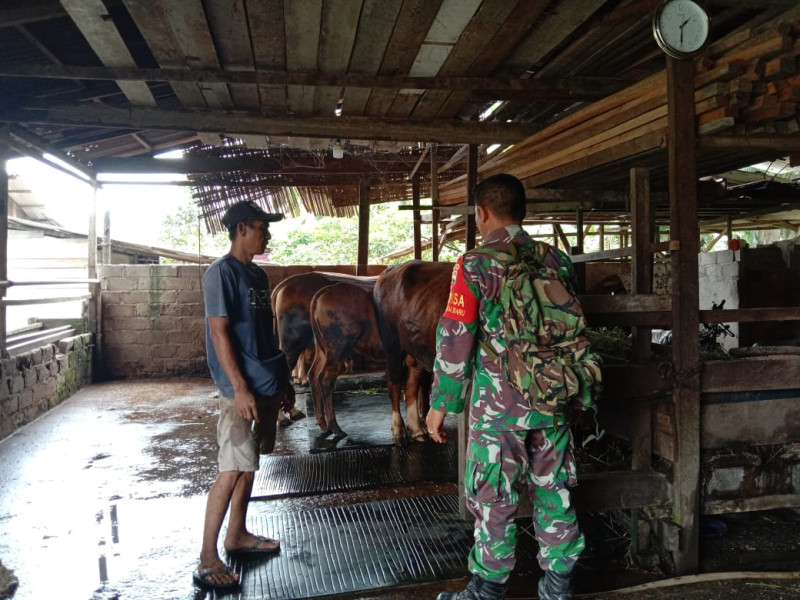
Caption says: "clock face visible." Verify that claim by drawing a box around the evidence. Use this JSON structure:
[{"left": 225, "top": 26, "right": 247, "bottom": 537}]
[{"left": 653, "top": 0, "right": 710, "bottom": 58}]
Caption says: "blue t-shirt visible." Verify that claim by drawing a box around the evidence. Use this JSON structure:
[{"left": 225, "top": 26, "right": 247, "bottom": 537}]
[{"left": 203, "top": 254, "right": 288, "bottom": 397}]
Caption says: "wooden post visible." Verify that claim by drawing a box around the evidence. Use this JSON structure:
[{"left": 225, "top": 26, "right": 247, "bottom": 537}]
[
  {"left": 88, "top": 183, "right": 100, "bottom": 381},
  {"left": 630, "top": 168, "right": 654, "bottom": 524},
  {"left": 553, "top": 224, "right": 559, "bottom": 250},
  {"left": 431, "top": 147, "right": 440, "bottom": 261},
  {"left": 629, "top": 167, "right": 654, "bottom": 562},
  {"left": 574, "top": 209, "right": 585, "bottom": 293},
  {"left": 667, "top": 55, "right": 701, "bottom": 575},
  {"left": 412, "top": 174, "right": 422, "bottom": 260},
  {"left": 102, "top": 209, "right": 111, "bottom": 264},
  {"left": 631, "top": 167, "right": 654, "bottom": 366},
  {"left": 554, "top": 224, "right": 570, "bottom": 251},
  {"left": 599, "top": 224, "right": 605, "bottom": 251},
  {"left": 0, "top": 146, "right": 7, "bottom": 358},
  {"left": 726, "top": 217, "right": 733, "bottom": 248},
  {"left": 466, "top": 144, "right": 477, "bottom": 251},
  {"left": 357, "top": 177, "right": 370, "bottom": 275},
  {"left": 88, "top": 183, "right": 97, "bottom": 331}
]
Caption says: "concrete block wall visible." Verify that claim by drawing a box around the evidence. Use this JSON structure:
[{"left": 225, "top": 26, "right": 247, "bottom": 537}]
[
  {"left": 698, "top": 250, "right": 740, "bottom": 350},
  {"left": 99, "top": 264, "right": 208, "bottom": 378},
  {"left": 0, "top": 333, "right": 93, "bottom": 440},
  {"left": 98, "top": 263, "right": 387, "bottom": 379}
]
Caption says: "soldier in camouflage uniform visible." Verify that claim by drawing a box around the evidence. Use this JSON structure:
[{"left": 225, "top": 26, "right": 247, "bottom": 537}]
[{"left": 427, "top": 174, "right": 599, "bottom": 600}]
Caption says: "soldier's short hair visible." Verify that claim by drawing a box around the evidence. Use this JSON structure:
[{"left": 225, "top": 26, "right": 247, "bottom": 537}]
[{"left": 474, "top": 174, "right": 526, "bottom": 222}]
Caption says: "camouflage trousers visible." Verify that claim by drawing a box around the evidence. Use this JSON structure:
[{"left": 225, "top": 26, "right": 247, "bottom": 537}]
[{"left": 464, "top": 425, "right": 584, "bottom": 583}]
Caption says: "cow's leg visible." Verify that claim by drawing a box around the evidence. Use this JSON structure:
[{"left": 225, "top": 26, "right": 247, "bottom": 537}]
[
  {"left": 308, "top": 341, "right": 347, "bottom": 436},
  {"left": 297, "top": 346, "right": 314, "bottom": 386},
  {"left": 404, "top": 359, "right": 427, "bottom": 442},
  {"left": 384, "top": 353, "right": 409, "bottom": 446},
  {"left": 315, "top": 354, "right": 346, "bottom": 437},
  {"left": 386, "top": 376, "right": 408, "bottom": 446},
  {"left": 308, "top": 349, "right": 330, "bottom": 432},
  {"left": 291, "top": 354, "right": 304, "bottom": 385}
]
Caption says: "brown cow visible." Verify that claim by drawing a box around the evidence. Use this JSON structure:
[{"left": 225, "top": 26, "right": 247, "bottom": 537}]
[
  {"left": 373, "top": 260, "right": 453, "bottom": 438},
  {"left": 271, "top": 272, "right": 378, "bottom": 384},
  {"left": 308, "top": 281, "right": 429, "bottom": 444}
]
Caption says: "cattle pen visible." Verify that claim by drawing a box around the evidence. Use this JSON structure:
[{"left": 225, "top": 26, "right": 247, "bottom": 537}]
[{"left": 2, "top": 2, "right": 800, "bottom": 600}]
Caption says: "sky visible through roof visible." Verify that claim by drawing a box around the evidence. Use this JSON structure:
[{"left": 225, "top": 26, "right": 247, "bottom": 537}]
[{"left": 8, "top": 155, "right": 190, "bottom": 247}]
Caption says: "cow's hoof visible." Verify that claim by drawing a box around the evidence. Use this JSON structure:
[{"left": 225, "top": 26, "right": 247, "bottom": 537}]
[
  {"left": 410, "top": 431, "right": 427, "bottom": 443},
  {"left": 392, "top": 434, "right": 409, "bottom": 447},
  {"left": 277, "top": 415, "right": 292, "bottom": 427}
]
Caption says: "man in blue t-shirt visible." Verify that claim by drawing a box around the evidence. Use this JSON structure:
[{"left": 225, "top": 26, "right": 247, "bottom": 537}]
[{"left": 194, "top": 201, "right": 291, "bottom": 591}]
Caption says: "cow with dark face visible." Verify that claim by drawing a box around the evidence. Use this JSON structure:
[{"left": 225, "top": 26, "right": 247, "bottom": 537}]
[
  {"left": 271, "top": 272, "right": 378, "bottom": 385},
  {"left": 373, "top": 261, "right": 453, "bottom": 440}
]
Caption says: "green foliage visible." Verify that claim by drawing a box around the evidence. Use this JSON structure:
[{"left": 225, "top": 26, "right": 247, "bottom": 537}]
[
  {"left": 268, "top": 201, "right": 465, "bottom": 265},
  {"left": 159, "top": 197, "right": 474, "bottom": 266},
  {"left": 268, "top": 214, "right": 357, "bottom": 265},
  {"left": 159, "top": 197, "right": 229, "bottom": 261}
]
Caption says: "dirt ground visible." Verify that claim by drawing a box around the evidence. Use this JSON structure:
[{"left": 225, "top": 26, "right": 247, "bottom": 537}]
[{"left": 0, "top": 379, "right": 797, "bottom": 600}]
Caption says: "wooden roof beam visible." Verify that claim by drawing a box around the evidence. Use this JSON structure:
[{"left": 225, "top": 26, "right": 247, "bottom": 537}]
[
  {"left": 0, "top": 104, "right": 539, "bottom": 145},
  {"left": 0, "top": 1, "right": 66, "bottom": 27},
  {"left": 59, "top": 0, "right": 156, "bottom": 107},
  {"left": 91, "top": 154, "right": 437, "bottom": 175},
  {"left": 699, "top": 135, "right": 800, "bottom": 152},
  {"left": 0, "top": 64, "right": 628, "bottom": 100},
  {"left": 699, "top": 201, "right": 800, "bottom": 229},
  {"left": 122, "top": 0, "right": 207, "bottom": 108},
  {"left": 0, "top": 125, "right": 98, "bottom": 186}
]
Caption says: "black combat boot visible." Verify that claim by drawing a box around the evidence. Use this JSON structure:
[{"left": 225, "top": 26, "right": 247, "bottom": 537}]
[
  {"left": 437, "top": 574, "right": 506, "bottom": 600},
  {"left": 537, "top": 570, "right": 574, "bottom": 600}
]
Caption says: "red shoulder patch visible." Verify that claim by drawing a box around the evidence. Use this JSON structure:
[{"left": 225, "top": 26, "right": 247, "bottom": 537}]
[{"left": 442, "top": 257, "right": 478, "bottom": 323}]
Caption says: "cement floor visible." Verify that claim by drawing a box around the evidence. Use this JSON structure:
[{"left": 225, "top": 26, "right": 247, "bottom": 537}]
[{"left": 0, "top": 379, "right": 797, "bottom": 600}]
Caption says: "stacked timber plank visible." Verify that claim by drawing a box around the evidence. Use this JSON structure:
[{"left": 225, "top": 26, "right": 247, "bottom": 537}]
[{"left": 438, "top": 10, "right": 800, "bottom": 204}]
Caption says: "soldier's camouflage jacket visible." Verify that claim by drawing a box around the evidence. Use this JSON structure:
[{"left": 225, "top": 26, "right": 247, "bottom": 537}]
[{"left": 431, "top": 224, "right": 584, "bottom": 431}]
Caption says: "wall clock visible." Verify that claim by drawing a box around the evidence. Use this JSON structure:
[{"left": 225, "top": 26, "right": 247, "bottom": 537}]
[{"left": 652, "top": 0, "right": 710, "bottom": 59}]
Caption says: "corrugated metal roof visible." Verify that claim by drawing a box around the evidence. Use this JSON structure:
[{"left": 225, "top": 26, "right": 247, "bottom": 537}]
[{"left": 8, "top": 173, "right": 59, "bottom": 226}]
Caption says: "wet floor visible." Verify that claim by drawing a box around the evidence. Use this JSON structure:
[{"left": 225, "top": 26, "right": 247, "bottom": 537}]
[
  {"left": 0, "top": 378, "right": 462, "bottom": 600},
  {"left": 0, "top": 379, "right": 798, "bottom": 600},
  {"left": 0, "top": 380, "right": 221, "bottom": 600}
]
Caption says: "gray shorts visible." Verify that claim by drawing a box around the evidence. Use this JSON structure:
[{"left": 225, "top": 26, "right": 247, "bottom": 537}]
[{"left": 217, "top": 391, "right": 281, "bottom": 472}]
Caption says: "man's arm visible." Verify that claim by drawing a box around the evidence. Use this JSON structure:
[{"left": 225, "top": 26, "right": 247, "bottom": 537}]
[
  {"left": 427, "top": 256, "right": 480, "bottom": 442},
  {"left": 208, "top": 316, "right": 259, "bottom": 422}
]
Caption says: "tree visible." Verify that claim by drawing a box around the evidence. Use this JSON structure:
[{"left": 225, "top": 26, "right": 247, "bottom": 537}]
[
  {"left": 159, "top": 197, "right": 229, "bottom": 259},
  {"left": 159, "top": 197, "right": 469, "bottom": 265},
  {"left": 267, "top": 201, "right": 465, "bottom": 265}
]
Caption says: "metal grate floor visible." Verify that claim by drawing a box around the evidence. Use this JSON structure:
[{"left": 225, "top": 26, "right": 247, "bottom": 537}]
[
  {"left": 214, "top": 493, "right": 541, "bottom": 599},
  {"left": 252, "top": 443, "right": 458, "bottom": 499}
]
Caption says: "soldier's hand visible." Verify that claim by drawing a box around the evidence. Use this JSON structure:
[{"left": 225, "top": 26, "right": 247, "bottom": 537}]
[{"left": 425, "top": 408, "right": 447, "bottom": 443}]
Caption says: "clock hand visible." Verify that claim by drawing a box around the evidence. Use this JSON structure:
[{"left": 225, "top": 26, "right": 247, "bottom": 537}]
[{"left": 679, "top": 17, "right": 690, "bottom": 45}]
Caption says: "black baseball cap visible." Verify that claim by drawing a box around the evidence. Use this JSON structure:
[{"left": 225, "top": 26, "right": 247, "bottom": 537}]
[{"left": 221, "top": 201, "right": 284, "bottom": 228}]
